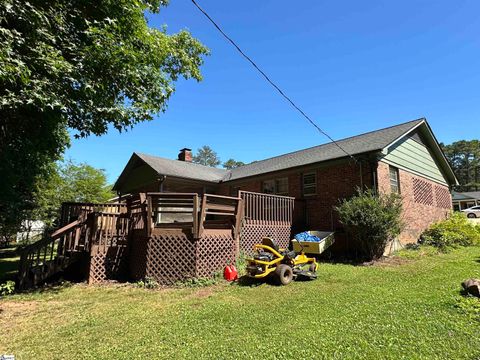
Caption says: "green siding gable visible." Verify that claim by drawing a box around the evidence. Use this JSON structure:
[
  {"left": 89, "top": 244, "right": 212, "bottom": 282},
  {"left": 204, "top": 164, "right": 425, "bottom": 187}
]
[{"left": 380, "top": 137, "right": 448, "bottom": 185}]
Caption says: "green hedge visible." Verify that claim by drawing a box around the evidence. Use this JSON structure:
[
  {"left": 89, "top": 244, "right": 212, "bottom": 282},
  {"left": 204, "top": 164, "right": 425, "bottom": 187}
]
[
  {"left": 336, "top": 189, "right": 403, "bottom": 260},
  {"left": 420, "top": 213, "right": 480, "bottom": 251}
]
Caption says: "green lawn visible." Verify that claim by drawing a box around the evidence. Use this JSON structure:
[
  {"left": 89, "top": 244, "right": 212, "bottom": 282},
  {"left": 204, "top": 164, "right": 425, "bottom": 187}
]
[{"left": 1, "top": 247, "right": 480, "bottom": 360}]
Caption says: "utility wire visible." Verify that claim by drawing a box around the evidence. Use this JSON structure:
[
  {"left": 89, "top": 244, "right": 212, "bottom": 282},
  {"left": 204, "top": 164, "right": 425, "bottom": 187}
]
[{"left": 190, "top": 0, "right": 357, "bottom": 163}]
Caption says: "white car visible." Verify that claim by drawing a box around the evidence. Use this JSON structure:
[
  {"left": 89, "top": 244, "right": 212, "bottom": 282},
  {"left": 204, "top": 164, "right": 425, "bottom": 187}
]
[{"left": 461, "top": 205, "right": 480, "bottom": 218}]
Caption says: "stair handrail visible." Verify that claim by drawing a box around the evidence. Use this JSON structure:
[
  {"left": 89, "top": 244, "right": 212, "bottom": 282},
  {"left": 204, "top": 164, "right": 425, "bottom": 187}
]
[{"left": 16, "top": 214, "right": 92, "bottom": 289}]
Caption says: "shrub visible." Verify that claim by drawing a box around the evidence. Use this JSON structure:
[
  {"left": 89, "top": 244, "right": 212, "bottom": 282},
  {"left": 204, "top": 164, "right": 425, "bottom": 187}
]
[
  {"left": 135, "top": 276, "right": 159, "bottom": 289},
  {"left": 420, "top": 212, "right": 480, "bottom": 251},
  {"left": 0, "top": 280, "right": 15, "bottom": 296},
  {"left": 336, "top": 188, "right": 403, "bottom": 260}
]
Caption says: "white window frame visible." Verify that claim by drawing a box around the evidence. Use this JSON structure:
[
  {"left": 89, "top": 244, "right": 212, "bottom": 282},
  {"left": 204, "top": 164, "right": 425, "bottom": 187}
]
[{"left": 389, "top": 166, "right": 400, "bottom": 193}]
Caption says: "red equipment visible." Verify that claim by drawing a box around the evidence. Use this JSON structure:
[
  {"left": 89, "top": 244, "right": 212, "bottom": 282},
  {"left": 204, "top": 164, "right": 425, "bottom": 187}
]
[{"left": 223, "top": 264, "right": 238, "bottom": 281}]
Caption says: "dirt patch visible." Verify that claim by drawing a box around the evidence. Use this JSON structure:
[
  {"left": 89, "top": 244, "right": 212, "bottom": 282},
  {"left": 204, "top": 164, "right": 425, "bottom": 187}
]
[
  {"left": 0, "top": 300, "right": 39, "bottom": 320},
  {"left": 192, "top": 286, "right": 217, "bottom": 299},
  {"left": 373, "top": 256, "right": 411, "bottom": 267}
]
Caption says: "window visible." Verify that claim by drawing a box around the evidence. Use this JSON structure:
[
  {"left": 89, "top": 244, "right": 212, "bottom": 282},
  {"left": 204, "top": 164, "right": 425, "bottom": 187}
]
[
  {"left": 303, "top": 172, "right": 317, "bottom": 196},
  {"left": 275, "top": 178, "right": 289, "bottom": 195},
  {"left": 389, "top": 166, "right": 400, "bottom": 193},
  {"left": 262, "top": 179, "right": 275, "bottom": 194},
  {"left": 262, "top": 177, "right": 288, "bottom": 195}
]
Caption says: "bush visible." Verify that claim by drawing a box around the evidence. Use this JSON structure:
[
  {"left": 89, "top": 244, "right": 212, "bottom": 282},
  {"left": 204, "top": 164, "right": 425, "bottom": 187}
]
[
  {"left": 0, "top": 280, "right": 15, "bottom": 296},
  {"left": 420, "top": 212, "right": 480, "bottom": 251},
  {"left": 135, "top": 276, "right": 159, "bottom": 289},
  {"left": 336, "top": 189, "right": 403, "bottom": 260}
]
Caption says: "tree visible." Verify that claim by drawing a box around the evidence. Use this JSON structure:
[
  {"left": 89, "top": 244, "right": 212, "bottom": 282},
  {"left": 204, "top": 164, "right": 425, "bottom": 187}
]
[
  {"left": 30, "top": 160, "right": 115, "bottom": 229},
  {"left": 222, "top": 159, "right": 245, "bottom": 169},
  {"left": 192, "top": 146, "right": 221, "bottom": 167},
  {"left": 0, "top": 0, "right": 208, "bottom": 235},
  {"left": 441, "top": 140, "right": 480, "bottom": 191}
]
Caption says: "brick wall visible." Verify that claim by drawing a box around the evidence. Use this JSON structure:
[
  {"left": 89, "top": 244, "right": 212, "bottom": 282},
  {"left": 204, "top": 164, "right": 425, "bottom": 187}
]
[
  {"left": 377, "top": 161, "right": 451, "bottom": 244},
  {"left": 219, "top": 160, "right": 374, "bottom": 232}
]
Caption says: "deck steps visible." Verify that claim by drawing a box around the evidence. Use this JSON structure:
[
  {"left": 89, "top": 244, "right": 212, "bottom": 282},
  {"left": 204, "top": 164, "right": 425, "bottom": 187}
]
[{"left": 17, "top": 214, "right": 94, "bottom": 290}]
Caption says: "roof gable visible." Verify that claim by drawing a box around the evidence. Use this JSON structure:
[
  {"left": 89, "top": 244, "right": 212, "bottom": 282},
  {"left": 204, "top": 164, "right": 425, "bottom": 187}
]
[
  {"left": 380, "top": 120, "right": 458, "bottom": 185},
  {"left": 113, "top": 153, "right": 227, "bottom": 191}
]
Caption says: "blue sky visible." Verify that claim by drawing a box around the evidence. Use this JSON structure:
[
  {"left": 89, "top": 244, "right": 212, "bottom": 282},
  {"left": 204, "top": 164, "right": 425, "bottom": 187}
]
[{"left": 65, "top": 0, "right": 480, "bottom": 183}]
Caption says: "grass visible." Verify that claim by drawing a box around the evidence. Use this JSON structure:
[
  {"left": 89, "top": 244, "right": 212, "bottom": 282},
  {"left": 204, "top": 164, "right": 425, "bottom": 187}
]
[{"left": 1, "top": 247, "right": 480, "bottom": 359}]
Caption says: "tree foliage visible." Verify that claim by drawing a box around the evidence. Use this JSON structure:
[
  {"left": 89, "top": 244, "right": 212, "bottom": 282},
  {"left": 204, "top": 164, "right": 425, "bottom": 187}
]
[
  {"left": 0, "top": 0, "right": 208, "bottom": 234},
  {"left": 336, "top": 189, "right": 404, "bottom": 261},
  {"left": 222, "top": 159, "right": 245, "bottom": 169},
  {"left": 31, "top": 160, "right": 115, "bottom": 228},
  {"left": 441, "top": 140, "right": 480, "bottom": 191},
  {"left": 192, "top": 146, "right": 221, "bottom": 167}
]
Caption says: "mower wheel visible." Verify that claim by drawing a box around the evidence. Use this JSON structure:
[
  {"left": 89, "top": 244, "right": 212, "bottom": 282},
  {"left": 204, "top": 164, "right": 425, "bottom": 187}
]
[
  {"left": 275, "top": 264, "right": 293, "bottom": 285},
  {"left": 309, "top": 263, "right": 317, "bottom": 273}
]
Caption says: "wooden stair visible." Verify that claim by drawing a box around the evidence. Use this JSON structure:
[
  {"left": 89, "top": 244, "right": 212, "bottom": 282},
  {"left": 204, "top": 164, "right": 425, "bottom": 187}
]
[{"left": 17, "top": 212, "right": 95, "bottom": 290}]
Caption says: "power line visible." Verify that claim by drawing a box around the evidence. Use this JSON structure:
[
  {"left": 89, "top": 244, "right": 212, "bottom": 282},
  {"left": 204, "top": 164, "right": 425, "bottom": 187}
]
[{"left": 190, "top": 0, "right": 357, "bottom": 163}]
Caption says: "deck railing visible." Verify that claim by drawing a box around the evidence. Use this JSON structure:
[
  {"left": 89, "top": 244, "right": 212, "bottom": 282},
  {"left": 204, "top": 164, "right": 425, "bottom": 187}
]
[
  {"left": 143, "top": 192, "right": 242, "bottom": 238},
  {"left": 89, "top": 210, "right": 130, "bottom": 254},
  {"left": 60, "top": 202, "right": 126, "bottom": 226},
  {"left": 239, "top": 191, "right": 294, "bottom": 224}
]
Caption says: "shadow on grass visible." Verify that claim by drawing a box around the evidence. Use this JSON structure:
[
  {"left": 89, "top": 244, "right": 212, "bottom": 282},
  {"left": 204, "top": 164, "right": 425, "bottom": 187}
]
[
  {"left": 16, "top": 278, "right": 76, "bottom": 296},
  {"left": 0, "top": 255, "right": 20, "bottom": 282},
  {"left": 0, "top": 244, "right": 20, "bottom": 259},
  {"left": 233, "top": 275, "right": 280, "bottom": 287}
]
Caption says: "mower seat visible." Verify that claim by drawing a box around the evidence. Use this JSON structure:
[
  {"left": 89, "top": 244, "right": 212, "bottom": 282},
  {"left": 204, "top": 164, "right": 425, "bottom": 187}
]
[{"left": 262, "top": 237, "right": 279, "bottom": 252}]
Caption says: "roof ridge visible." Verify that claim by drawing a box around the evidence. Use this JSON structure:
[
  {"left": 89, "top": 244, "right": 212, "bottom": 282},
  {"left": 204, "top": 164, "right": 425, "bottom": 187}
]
[
  {"left": 135, "top": 152, "right": 228, "bottom": 173},
  {"left": 228, "top": 117, "right": 425, "bottom": 174}
]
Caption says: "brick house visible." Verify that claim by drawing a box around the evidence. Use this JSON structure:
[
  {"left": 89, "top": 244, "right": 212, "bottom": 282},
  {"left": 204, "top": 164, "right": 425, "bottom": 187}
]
[{"left": 113, "top": 118, "right": 457, "bottom": 252}]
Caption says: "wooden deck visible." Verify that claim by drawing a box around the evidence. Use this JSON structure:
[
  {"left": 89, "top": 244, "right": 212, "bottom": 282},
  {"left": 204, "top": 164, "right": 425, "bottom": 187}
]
[{"left": 17, "top": 191, "right": 294, "bottom": 288}]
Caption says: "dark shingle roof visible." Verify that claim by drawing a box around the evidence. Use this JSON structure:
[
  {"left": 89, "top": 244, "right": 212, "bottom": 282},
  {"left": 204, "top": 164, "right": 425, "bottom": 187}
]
[
  {"left": 135, "top": 153, "right": 227, "bottom": 182},
  {"left": 452, "top": 191, "right": 480, "bottom": 201},
  {"left": 224, "top": 118, "right": 424, "bottom": 181},
  {"left": 134, "top": 118, "right": 425, "bottom": 183}
]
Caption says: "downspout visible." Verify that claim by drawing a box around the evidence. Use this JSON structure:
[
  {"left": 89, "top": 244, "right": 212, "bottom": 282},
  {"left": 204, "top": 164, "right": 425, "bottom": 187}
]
[
  {"left": 371, "top": 157, "right": 379, "bottom": 193},
  {"left": 157, "top": 175, "right": 166, "bottom": 224},
  {"left": 158, "top": 175, "right": 166, "bottom": 192},
  {"left": 359, "top": 160, "right": 363, "bottom": 189}
]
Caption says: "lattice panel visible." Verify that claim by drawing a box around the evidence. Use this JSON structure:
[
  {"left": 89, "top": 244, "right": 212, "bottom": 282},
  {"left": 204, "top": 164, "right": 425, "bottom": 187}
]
[
  {"left": 129, "top": 236, "right": 149, "bottom": 281},
  {"left": 435, "top": 185, "right": 451, "bottom": 209},
  {"left": 413, "top": 178, "right": 434, "bottom": 206},
  {"left": 196, "top": 232, "right": 236, "bottom": 278},
  {"left": 88, "top": 246, "right": 128, "bottom": 284},
  {"left": 240, "top": 223, "right": 291, "bottom": 255},
  {"left": 145, "top": 233, "right": 195, "bottom": 285}
]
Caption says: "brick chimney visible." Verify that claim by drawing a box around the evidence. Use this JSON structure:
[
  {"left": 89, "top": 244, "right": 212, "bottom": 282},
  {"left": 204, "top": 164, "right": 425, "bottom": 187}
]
[{"left": 178, "top": 148, "right": 192, "bottom": 162}]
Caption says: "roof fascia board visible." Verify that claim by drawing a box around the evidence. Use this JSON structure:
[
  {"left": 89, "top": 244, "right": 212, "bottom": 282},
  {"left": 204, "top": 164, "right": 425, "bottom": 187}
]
[{"left": 381, "top": 120, "right": 425, "bottom": 155}]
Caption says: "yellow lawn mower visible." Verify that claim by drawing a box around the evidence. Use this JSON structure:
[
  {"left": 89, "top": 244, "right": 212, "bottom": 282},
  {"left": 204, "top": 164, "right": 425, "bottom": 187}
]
[{"left": 245, "top": 237, "right": 318, "bottom": 285}]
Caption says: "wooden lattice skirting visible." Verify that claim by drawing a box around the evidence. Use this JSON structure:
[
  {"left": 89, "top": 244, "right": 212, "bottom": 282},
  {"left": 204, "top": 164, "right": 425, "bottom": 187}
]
[
  {"left": 240, "top": 223, "right": 291, "bottom": 255},
  {"left": 89, "top": 225, "right": 291, "bottom": 285},
  {"left": 88, "top": 245, "right": 129, "bottom": 284}
]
